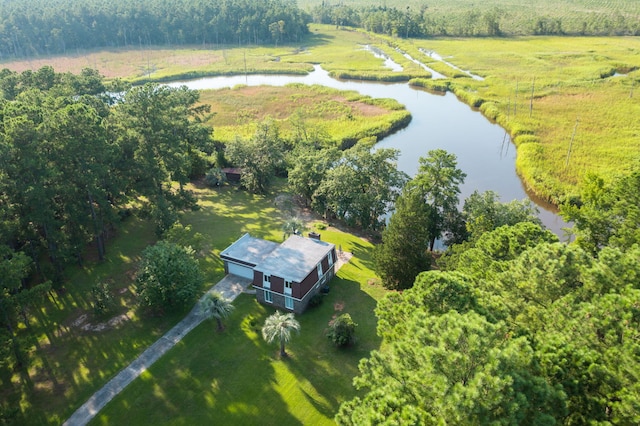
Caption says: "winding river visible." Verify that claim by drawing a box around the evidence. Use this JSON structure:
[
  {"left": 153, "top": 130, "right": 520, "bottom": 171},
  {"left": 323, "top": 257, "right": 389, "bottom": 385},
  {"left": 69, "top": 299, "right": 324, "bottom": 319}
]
[{"left": 167, "top": 66, "right": 569, "bottom": 237}]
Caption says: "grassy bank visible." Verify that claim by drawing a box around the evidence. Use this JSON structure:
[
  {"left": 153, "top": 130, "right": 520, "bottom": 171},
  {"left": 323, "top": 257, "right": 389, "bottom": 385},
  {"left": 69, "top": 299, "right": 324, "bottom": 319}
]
[
  {"left": 392, "top": 36, "right": 640, "bottom": 202},
  {"left": 1, "top": 26, "right": 638, "bottom": 202},
  {"left": 200, "top": 84, "right": 411, "bottom": 147}
]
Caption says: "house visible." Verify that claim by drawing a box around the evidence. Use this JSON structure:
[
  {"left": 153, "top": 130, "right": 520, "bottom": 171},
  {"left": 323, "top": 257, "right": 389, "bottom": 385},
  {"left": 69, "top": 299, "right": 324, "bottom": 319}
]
[
  {"left": 220, "top": 233, "right": 337, "bottom": 313},
  {"left": 221, "top": 167, "right": 242, "bottom": 183}
]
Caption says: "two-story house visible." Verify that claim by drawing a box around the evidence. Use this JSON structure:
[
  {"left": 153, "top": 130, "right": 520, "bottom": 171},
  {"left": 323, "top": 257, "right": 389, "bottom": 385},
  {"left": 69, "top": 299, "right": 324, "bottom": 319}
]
[{"left": 220, "top": 233, "right": 337, "bottom": 313}]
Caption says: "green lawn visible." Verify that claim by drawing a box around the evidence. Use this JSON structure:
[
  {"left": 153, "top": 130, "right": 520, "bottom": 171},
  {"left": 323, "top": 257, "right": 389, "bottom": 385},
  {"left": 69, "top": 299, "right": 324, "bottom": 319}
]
[
  {"left": 91, "top": 219, "right": 386, "bottom": 425},
  {"left": 1, "top": 178, "right": 387, "bottom": 424}
]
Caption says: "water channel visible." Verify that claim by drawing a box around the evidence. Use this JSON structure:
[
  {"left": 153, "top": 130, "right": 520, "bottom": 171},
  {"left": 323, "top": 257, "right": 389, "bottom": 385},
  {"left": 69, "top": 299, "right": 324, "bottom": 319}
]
[{"left": 167, "top": 66, "right": 569, "bottom": 237}]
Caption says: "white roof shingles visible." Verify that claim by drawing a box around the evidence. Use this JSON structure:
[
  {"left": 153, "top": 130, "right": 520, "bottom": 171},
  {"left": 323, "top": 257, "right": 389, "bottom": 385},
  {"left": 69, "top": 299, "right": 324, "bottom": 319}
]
[
  {"left": 219, "top": 233, "right": 279, "bottom": 267},
  {"left": 256, "top": 235, "right": 334, "bottom": 283}
]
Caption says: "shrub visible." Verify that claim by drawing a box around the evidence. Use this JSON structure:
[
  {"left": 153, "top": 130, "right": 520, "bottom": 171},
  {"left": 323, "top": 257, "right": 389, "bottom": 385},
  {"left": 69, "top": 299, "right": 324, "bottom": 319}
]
[
  {"left": 92, "top": 281, "right": 116, "bottom": 317},
  {"left": 135, "top": 241, "right": 204, "bottom": 313},
  {"left": 308, "top": 293, "right": 324, "bottom": 309},
  {"left": 327, "top": 313, "right": 358, "bottom": 347},
  {"left": 205, "top": 167, "right": 227, "bottom": 187}
]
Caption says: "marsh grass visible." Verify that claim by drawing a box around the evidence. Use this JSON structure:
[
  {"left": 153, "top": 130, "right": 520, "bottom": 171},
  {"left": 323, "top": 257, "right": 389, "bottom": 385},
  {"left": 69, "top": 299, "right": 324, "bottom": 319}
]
[
  {"left": 399, "top": 36, "right": 640, "bottom": 202},
  {"left": 2, "top": 25, "right": 640, "bottom": 202},
  {"left": 200, "top": 83, "right": 411, "bottom": 146}
]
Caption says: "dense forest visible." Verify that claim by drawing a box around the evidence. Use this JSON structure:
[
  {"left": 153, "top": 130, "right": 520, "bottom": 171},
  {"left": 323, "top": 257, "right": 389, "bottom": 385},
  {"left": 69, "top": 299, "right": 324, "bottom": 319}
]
[
  {"left": 0, "top": 67, "right": 216, "bottom": 367},
  {"left": 0, "top": 0, "right": 310, "bottom": 59},
  {"left": 309, "top": 1, "right": 640, "bottom": 37},
  {"left": 335, "top": 151, "right": 640, "bottom": 423},
  {"left": 3, "top": 0, "right": 640, "bottom": 62}
]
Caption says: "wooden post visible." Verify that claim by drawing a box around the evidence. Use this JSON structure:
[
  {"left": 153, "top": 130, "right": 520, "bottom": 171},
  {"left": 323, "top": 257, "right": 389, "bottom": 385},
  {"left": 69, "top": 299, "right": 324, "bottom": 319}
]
[
  {"left": 514, "top": 78, "right": 518, "bottom": 116},
  {"left": 565, "top": 117, "right": 579, "bottom": 168},
  {"left": 244, "top": 51, "right": 248, "bottom": 83},
  {"left": 529, "top": 77, "right": 535, "bottom": 118}
]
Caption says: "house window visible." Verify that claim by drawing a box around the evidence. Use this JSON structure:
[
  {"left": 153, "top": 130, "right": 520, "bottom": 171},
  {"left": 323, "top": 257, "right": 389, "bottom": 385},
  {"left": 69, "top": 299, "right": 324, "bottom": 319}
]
[
  {"left": 264, "top": 289, "right": 272, "bottom": 303},
  {"left": 263, "top": 274, "right": 271, "bottom": 289},
  {"left": 285, "top": 296, "right": 293, "bottom": 310},
  {"left": 284, "top": 280, "right": 292, "bottom": 295},
  {"left": 328, "top": 250, "right": 334, "bottom": 266},
  {"left": 317, "top": 262, "right": 323, "bottom": 277}
]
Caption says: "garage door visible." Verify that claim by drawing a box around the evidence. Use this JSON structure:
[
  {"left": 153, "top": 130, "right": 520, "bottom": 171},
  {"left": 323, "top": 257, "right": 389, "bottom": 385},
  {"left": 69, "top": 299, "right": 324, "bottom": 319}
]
[{"left": 227, "top": 262, "right": 254, "bottom": 279}]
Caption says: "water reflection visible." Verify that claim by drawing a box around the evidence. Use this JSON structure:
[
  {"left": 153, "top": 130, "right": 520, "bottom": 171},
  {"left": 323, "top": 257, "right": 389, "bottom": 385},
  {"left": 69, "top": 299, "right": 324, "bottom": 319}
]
[
  {"left": 167, "top": 66, "right": 569, "bottom": 236},
  {"left": 362, "top": 45, "right": 404, "bottom": 72}
]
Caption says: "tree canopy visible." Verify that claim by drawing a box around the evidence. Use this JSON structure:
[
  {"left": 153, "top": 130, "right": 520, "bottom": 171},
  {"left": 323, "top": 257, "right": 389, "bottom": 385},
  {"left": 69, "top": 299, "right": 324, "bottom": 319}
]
[
  {"left": 340, "top": 218, "right": 640, "bottom": 424},
  {"left": 0, "top": 0, "right": 310, "bottom": 59},
  {"left": 0, "top": 68, "right": 212, "bottom": 287},
  {"left": 135, "top": 241, "right": 204, "bottom": 312}
]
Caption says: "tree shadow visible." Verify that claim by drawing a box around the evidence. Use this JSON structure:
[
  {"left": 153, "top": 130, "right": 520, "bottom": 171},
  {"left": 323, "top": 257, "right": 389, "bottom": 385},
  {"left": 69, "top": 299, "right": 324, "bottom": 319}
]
[
  {"left": 282, "top": 277, "right": 382, "bottom": 418},
  {"left": 300, "top": 32, "right": 335, "bottom": 49},
  {"left": 91, "top": 296, "right": 303, "bottom": 425}
]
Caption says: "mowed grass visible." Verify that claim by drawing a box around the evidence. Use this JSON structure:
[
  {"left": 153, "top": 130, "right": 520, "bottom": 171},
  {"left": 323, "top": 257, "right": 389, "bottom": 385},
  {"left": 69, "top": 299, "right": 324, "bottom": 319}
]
[
  {"left": 91, "top": 225, "right": 385, "bottom": 425},
  {"left": 3, "top": 178, "right": 388, "bottom": 425},
  {"left": 3, "top": 218, "right": 191, "bottom": 425},
  {"left": 199, "top": 84, "right": 410, "bottom": 145}
]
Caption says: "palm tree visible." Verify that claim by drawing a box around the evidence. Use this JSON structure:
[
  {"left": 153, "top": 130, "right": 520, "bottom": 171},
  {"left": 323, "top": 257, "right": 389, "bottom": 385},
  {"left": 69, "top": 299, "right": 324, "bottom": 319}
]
[
  {"left": 262, "top": 311, "right": 300, "bottom": 357},
  {"left": 200, "top": 292, "right": 235, "bottom": 331}
]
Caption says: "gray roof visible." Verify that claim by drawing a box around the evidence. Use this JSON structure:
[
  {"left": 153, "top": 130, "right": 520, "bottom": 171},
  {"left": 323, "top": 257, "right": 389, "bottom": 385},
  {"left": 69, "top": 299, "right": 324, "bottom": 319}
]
[
  {"left": 255, "top": 235, "right": 335, "bottom": 282},
  {"left": 219, "top": 233, "right": 279, "bottom": 267}
]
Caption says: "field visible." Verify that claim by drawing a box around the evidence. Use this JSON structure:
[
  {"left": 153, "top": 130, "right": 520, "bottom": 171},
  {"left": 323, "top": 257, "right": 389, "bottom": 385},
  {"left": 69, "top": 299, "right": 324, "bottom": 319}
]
[
  {"left": 200, "top": 84, "right": 410, "bottom": 146},
  {"left": 395, "top": 35, "right": 640, "bottom": 201}
]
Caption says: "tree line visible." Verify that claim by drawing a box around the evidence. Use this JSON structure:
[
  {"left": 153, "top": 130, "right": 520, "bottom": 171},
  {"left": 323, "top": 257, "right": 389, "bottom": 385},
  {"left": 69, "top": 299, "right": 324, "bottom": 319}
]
[
  {"left": 0, "top": 0, "right": 310, "bottom": 59},
  {"left": 310, "top": 3, "right": 640, "bottom": 37},
  {"left": 0, "top": 67, "right": 214, "bottom": 366},
  {"left": 333, "top": 150, "right": 640, "bottom": 423}
]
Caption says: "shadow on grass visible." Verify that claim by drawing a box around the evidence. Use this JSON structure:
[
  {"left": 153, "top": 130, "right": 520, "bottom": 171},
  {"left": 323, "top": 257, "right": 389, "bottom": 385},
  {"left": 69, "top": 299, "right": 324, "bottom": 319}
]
[
  {"left": 282, "top": 276, "right": 382, "bottom": 420},
  {"left": 92, "top": 296, "right": 303, "bottom": 425}
]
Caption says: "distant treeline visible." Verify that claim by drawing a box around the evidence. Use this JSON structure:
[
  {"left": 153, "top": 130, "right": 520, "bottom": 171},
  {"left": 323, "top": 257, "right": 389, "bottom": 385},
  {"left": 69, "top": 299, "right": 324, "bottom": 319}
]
[
  {"left": 310, "top": 3, "right": 640, "bottom": 37},
  {"left": 0, "top": 0, "right": 310, "bottom": 59}
]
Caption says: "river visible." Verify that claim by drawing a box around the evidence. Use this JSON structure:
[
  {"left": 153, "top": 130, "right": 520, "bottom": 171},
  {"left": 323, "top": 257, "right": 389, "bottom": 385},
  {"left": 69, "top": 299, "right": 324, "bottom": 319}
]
[{"left": 167, "top": 66, "right": 569, "bottom": 237}]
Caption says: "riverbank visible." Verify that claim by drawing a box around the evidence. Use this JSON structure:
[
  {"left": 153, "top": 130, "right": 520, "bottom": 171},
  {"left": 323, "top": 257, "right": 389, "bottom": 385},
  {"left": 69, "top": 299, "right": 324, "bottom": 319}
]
[{"left": 2, "top": 25, "right": 637, "bottom": 204}]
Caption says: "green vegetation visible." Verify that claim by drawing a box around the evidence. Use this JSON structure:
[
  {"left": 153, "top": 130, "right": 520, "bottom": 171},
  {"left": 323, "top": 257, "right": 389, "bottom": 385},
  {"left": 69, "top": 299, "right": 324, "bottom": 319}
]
[
  {"left": 135, "top": 242, "right": 203, "bottom": 312},
  {"left": 5, "top": 25, "right": 638, "bottom": 202},
  {"left": 326, "top": 313, "right": 358, "bottom": 347},
  {"left": 338, "top": 218, "right": 640, "bottom": 423},
  {"left": 2, "top": 3, "right": 640, "bottom": 423},
  {"left": 200, "top": 292, "right": 235, "bottom": 332},
  {"left": 301, "top": 0, "right": 640, "bottom": 36},
  {"left": 201, "top": 84, "right": 411, "bottom": 147},
  {"left": 397, "top": 35, "right": 640, "bottom": 202},
  {"left": 0, "top": 0, "right": 310, "bottom": 59},
  {"left": 261, "top": 310, "right": 301, "bottom": 358},
  {"left": 92, "top": 221, "right": 384, "bottom": 425}
]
